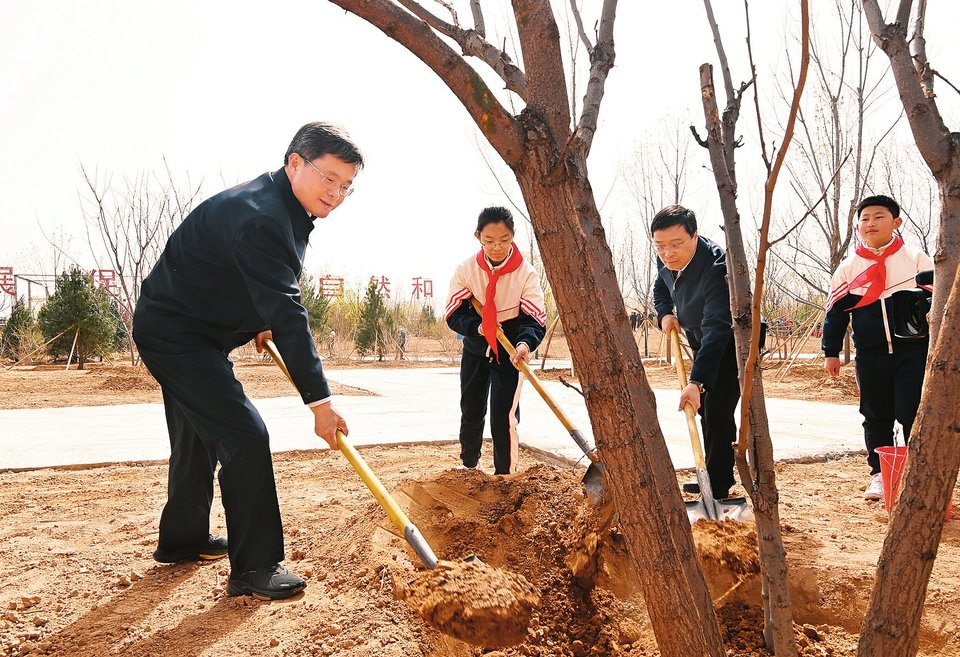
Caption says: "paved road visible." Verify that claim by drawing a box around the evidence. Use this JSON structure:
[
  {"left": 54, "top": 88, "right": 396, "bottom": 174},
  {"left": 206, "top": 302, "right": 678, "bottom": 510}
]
[{"left": 1, "top": 366, "right": 862, "bottom": 470}]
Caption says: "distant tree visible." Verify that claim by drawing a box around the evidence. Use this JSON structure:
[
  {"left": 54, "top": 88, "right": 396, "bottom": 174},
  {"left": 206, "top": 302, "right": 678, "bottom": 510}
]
[
  {"left": 300, "top": 274, "right": 332, "bottom": 337},
  {"left": 1, "top": 298, "right": 34, "bottom": 359},
  {"left": 37, "top": 267, "right": 118, "bottom": 369},
  {"left": 80, "top": 161, "right": 202, "bottom": 364},
  {"left": 354, "top": 279, "right": 392, "bottom": 361},
  {"left": 420, "top": 303, "right": 437, "bottom": 326}
]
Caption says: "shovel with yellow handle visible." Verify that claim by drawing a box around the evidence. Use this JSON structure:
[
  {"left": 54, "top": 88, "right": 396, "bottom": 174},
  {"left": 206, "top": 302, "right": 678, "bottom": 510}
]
[
  {"left": 469, "top": 298, "right": 604, "bottom": 501},
  {"left": 262, "top": 338, "right": 441, "bottom": 569},
  {"left": 670, "top": 329, "right": 750, "bottom": 523}
]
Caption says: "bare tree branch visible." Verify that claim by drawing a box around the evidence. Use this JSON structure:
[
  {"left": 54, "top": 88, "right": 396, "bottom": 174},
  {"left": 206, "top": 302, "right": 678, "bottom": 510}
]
[
  {"left": 769, "top": 149, "right": 850, "bottom": 248},
  {"left": 329, "top": 0, "right": 525, "bottom": 165},
  {"left": 468, "top": 0, "right": 484, "bottom": 37},
  {"left": 395, "top": 0, "right": 528, "bottom": 97},
  {"left": 571, "top": 0, "right": 617, "bottom": 156}
]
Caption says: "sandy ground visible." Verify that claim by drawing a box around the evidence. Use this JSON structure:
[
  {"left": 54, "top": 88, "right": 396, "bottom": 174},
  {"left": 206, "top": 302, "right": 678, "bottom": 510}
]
[{"left": 3, "top": 349, "right": 957, "bottom": 656}]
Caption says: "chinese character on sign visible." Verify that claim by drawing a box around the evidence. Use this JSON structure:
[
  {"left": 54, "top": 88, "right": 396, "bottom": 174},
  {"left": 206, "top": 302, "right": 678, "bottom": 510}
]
[
  {"left": 320, "top": 275, "right": 345, "bottom": 300},
  {"left": 411, "top": 277, "right": 434, "bottom": 299},
  {"left": 371, "top": 275, "right": 391, "bottom": 299},
  {"left": 0, "top": 267, "right": 15, "bottom": 297},
  {"left": 91, "top": 269, "right": 119, "bottom": 298}
]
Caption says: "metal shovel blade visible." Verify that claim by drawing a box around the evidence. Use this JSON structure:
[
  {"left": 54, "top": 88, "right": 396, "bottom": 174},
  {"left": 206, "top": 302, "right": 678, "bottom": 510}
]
[
  {"left": 583, "top": 462, "right": 605, "bottom": 502},
  {"left": 685, "top": 496, "right": 753, "bottom": 523}
]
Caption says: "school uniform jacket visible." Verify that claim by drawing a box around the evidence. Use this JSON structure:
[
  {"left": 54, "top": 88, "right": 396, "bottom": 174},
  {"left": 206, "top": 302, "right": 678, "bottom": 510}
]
[
  {"left": 821, "top": 239, "right": 933, "bottom": 357},
  {"left": 133, "top": 168, "right": 331, "bottom": 404},
  {"left": 653, "top": 235, "right": 734, "bottom": 391},
  {"left": 444, "top": 248, "right": 547, "bottom": 357}
]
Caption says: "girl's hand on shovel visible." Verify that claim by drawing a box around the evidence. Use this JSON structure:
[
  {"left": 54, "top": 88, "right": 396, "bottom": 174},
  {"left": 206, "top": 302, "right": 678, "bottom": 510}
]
[
  {"left": 312, "top": 402, "right": 348, "bottom": 450},
  {"left": 678, "top": 383, "right": 702, "bottom": 413},
  {"left": 510, "top": 343, "right": 532, "bottom": 367}
]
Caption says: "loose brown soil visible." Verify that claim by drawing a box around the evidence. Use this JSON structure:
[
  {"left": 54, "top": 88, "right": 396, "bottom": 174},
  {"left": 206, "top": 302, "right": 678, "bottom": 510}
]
[{"left": 1, "top": 356, "right": 957, "bottom": 656}]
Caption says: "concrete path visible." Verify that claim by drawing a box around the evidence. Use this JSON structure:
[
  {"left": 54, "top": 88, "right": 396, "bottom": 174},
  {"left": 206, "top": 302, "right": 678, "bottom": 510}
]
[{"left": 1, "top": 366, "right": 863, "bottom": 470}]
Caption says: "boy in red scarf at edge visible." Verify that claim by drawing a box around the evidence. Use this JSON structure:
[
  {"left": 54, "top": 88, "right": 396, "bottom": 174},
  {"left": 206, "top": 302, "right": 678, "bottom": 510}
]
[
  {"left": 822, "top": 195, "right": 933, "bottom": 501},
  {"left": 445, "top": 206, "right": 547, "bottom": 475}
]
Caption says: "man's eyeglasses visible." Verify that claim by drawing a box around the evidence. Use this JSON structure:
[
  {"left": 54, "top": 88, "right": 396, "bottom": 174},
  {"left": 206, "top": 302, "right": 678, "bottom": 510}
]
[
  {"left": 652, "top": 234, "right": 695, "bottom": 256},
  {"left": 300, "top": 155, "right": 354, "bottom": 198}
]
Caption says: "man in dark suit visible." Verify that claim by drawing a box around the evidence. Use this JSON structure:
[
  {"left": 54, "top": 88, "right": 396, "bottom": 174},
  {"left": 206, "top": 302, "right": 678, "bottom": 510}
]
[
  {"left": 652, "top": 204, "right": 739, "bottom": 500},
  {"left": 133, "top": 122, "right": 363, "bottom": 599}
]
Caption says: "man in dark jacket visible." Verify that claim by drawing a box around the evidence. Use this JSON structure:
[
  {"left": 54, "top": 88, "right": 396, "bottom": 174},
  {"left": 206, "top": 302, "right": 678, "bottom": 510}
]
[
  {"left": 652, "top": 205, "right": 738, "bottom": 499},
  {"left": 133, "top": 122, "right": 363, "bottom": 599}
]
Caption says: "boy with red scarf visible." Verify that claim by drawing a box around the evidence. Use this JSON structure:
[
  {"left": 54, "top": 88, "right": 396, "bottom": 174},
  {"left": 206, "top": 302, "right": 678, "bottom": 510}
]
[
  {"left": 822, "top": 195, "right": 933, "bottom": 500},
  {"left": 445, "top": 206, "right": 547, "bottom": 475}
]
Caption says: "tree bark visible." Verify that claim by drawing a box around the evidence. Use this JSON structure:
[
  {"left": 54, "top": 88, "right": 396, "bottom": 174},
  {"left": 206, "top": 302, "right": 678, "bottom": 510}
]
[
  {"left": 858, "top": 2, "right": 960, "bottom": 655},
  {"left": 326, "top": 1, "right": 727, "bottom": 654},
  {"left": 514, "top": 119, "right": 724, "bottom": 655},
  {"left": 857, "top": 264, "right": 960, "bottom": 656},
  {"left": 698, "top": 63, "right": 797, "bottom": 657}
]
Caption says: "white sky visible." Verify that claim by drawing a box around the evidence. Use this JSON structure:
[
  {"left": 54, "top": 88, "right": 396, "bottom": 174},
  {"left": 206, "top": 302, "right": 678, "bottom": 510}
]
[{"left": 2, "top": 1, "right": 958, "bottom": 310}]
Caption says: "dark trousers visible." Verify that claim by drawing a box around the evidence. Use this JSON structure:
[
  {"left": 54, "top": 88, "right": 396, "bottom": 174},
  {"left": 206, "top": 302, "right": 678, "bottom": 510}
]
[
  {"left": 136, "top": 338, "right": 285, "bottom": 574},
  {"left": 696, "top": 341, "right": 740, "bottom": 498},
  {"left": 855, "top": 349, "right": 927, "bottom": 475},
  {"left": 459, "top": 350, "right": 521, "bottom": 475}
]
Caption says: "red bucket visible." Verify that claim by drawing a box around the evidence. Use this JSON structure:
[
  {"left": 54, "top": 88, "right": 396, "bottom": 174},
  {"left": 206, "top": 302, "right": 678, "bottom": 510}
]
[{"left": 876, "top": 446, "right": 953, "bottom": 520}]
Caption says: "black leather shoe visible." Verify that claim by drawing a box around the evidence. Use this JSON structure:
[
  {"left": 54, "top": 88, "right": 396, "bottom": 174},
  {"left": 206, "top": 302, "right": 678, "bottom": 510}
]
[
  {"left": 227, "top": 565, "right": 306, "bottom": 600},
  {"left": 153, "top": 535, "right": 228, "bottom": 563}
]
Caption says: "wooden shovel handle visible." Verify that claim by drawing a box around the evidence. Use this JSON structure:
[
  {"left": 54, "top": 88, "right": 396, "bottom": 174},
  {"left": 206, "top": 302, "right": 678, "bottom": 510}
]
[
  {"left": 670, "top": 330, "right": 708, "bottom": 470},
  {"left": 262, "top": 340, "right": 424, "bottom": 547}
]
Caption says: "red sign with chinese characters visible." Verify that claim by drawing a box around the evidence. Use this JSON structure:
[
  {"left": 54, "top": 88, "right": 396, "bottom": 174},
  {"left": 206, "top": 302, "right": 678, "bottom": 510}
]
[
  {"left": 0, "top": 267, "right": 15, "bottom": 297},
  {"left": 320, "top": 275, "right": 345, "bottom": 300},
  {"left": 411, "top": 277, "right": 433, "bottom": 299},
  {"left": 90, "top": 269, "right": 120, "bottom": 298}
]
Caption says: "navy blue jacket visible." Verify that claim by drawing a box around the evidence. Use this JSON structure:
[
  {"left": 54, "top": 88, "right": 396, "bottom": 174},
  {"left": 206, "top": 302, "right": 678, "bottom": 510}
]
[
  {"left": 653, "top": 236, "right": 734, "bottom": 390},
  {"left": 133, "top": 168, "right": 330, "bottom": 404}
]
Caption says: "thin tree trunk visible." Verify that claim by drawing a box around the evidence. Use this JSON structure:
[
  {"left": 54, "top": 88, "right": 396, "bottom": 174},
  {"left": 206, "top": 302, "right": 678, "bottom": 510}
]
[
  {"left": 858, "top": 4, "right": 960, "bottom": 653},
  {"left": 538, "top": 314, "right": 562, "bottom": 371},
  {"left": 699, "top": 61, "right": 798, "bottom": 657},
  {"left": 858, "top": 263, "right": 960, "bottom": 656}
]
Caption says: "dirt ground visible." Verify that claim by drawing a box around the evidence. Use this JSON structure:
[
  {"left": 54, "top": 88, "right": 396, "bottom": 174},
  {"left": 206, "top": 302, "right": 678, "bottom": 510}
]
[{"left": 2, "top": 351, "right": 956, "bottom": 656}]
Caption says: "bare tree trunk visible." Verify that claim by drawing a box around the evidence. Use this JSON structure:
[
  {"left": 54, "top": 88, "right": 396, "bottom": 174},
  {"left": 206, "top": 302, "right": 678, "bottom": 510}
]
[
  {"left": 698, "top": 63, "right": 798, "bottom": 657},
  {"left": 326, "top": 1, "right": 726, "bottom": 654},
  {"left": 515, "top": 141, "right": 724, "bottom": 655},
  {"left": 858, "top": 2, "right": 960, "bottom": 654},
  {"left": 858, "top": 263, "right": 960, "bottom": 656}
]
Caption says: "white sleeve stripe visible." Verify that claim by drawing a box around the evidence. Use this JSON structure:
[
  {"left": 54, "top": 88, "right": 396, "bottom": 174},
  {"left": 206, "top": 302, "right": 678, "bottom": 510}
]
[
  {"left": 520, "top": 299, "right": 547, "bottom": 326},
  {"left": 444, "top": 288, "right": 473, "bottom": 319}
]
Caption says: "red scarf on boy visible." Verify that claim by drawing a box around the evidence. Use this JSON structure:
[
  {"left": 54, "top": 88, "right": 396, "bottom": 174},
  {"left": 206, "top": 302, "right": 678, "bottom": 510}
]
[
  {"left": 476, "top": 245, "right": 523, "bottom": 360},
  {"left": 848, "top": 235, "right": 903, "bottom": 310}
]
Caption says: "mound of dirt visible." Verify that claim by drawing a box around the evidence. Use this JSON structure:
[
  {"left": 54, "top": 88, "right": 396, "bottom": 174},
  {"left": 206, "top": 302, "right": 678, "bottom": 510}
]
[
  {"left": 394, "top": 559, "right": 539, "bottom": 647},
  {"left": 1, "top": 446, "right": 957, "bottom": 656},
  {"left": 96, "top": 373, "right": 161, "bottom": 392}
]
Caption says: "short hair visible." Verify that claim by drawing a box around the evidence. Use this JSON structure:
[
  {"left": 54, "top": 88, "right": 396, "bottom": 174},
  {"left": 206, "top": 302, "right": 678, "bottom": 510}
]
[
  {"left": 476, "top": 206, "right": 514, "bottom": 233},
  {"left": 857, "top": 194, "right": 900, "bottom": 219},
  {"left": 651, "top": 204, "right": 697, "bottom": 236},
  {"left": 284, "top": 122, "right": 364, "bottom": 169}
]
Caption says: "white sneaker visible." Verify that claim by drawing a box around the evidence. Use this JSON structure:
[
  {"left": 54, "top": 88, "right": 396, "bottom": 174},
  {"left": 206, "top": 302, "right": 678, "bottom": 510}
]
[
  {"left": 455, "top": 463, "right": 486, "bottom": 473},
  {"left": 864, "top": 473, "right": 884, "bottom": 501}
]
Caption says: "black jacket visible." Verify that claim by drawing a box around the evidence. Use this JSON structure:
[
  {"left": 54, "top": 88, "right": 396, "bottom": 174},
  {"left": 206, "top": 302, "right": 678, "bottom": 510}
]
[
  {"left": 653, "top": 236, "right": 734, "bottom": 390},
  {"left": 133, "top": 168, "right": 330, "bottom": 404}
]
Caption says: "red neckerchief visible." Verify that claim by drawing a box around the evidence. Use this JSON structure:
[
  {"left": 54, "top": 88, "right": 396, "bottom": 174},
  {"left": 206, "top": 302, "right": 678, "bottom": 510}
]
[
  {"left": 475, "top": 245, "right": 523, "bottom": 360},
  {"left": 848, "top": 236, "right": 904, "bottom": 310}
]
